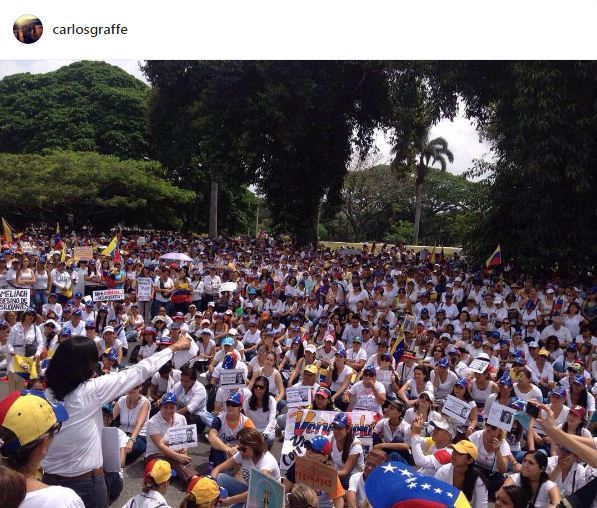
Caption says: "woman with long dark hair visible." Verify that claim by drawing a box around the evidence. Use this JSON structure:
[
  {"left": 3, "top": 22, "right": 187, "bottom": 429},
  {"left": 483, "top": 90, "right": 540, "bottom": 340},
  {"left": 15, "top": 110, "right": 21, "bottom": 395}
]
[
  {"left": 435, "top": 440, "right": 488, "bottom": 508},
  {"left": 325, "top": 349, "right": 353, "bottom": 411},
  {"left": 495, "top": 485, "right": 531, "bottom": 508},
  {"left": 242, "top": 375, "right": 276, "bottom": 448},
  {"left": 41, "top": 333, "right": 190, "bottom": 508},
  {"left": 503, "top": 450, "right": 561, "bottom": 508},
  {"left": 329, "top": 412, "right": 364, "bottom": 489}
]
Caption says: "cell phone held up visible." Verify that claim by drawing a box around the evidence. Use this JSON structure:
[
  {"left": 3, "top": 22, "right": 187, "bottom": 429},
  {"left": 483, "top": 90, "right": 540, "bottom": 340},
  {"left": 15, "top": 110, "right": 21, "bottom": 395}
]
[{"left": 526, "top": 403, "right": 540, "bottom": 418}]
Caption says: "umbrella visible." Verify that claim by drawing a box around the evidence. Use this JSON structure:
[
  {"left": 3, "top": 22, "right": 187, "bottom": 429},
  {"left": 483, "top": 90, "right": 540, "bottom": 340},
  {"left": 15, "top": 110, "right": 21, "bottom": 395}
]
[
  {"left": 159, "top": 252, "right": 193, "bottom": 262},
  {"left": 220, "top": 281, "right": 238, "bottom": 293}
]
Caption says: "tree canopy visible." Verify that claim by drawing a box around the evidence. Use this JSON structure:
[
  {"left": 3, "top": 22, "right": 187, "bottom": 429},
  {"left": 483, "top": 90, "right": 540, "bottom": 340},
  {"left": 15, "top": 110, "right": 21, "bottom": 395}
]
[
  {"left": 0, "top": 60, "right": 149, "bottom": 159},
  {"left": 0, "top": 151, "right": 195, "bottom": 229}
]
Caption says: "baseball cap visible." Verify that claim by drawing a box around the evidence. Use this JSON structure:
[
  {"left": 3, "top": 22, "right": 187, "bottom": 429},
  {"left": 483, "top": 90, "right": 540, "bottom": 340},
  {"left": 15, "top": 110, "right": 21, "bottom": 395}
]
[
  {"left": 160, "top": 392, "right": 177, "bottom": 406},
  {"left": 226, "top": 392, "right": 243, "bottom": 406},
  {"left": 324, "top": 335, "right": 335, "bottom": 342},
  {"left": 567, "top": 343, "right": 577, "bottom": 352},
  {"left": 143, "top": 327, "right": 157, "bottom": 336},
  {"left": 420, "top": 390, "right": 435, "bottom": 402},
  {"left": 569, "top": 405, "right": 586, "bottom": 418},
  {"left": 174, "top": 312, "right": 185, "bottom": 320},
  {"left": 170, "top": 322, "right": 181, "bottom": 330},
  {"left": 315, "top": 387, "right": 331, "bottom": 399},
  {"left": 304, "top": 344, "right": 317, "bottom": 354},
  {"left": 438, "top": 357, "right": 449, "bottom": 368},
  {"left": 429, "top": 418, "right": 456, "bottom": 438},
  {"left": 454, "top": 378, "right": 468, "bottom": 389},
  {"left": 549, "top": 386, "right": 566, "bottom": 398},
  {"left": 332, "top": 412, "right": 352, "bottom": 429},
  {"left": 157, "top": 336, "right": 172, "bottom": 345},
  {"left": 303, "top": 364, "right": 318, "bottom": 375},
  {"left": 59, "top": 328, "right": 72, "bottom": 337},
  {"left": 187, "top": 476, "right": 227, "bottom": 504},
  {"left": 451, "top": 440, "right": 478, "bottom": 460},
  {"left": 0, "top": 390, "right": 69, "bottom": 452},
  {"left": 567, "top": 363, "right": 582, "bottom": 373},
  {"left": 335, "top": 349, "right": 347, "bottom": 358},
  {"left": 144, "top": 459, "right": 171, "bottom": 484},
  {"left": 538, "top": 348, "right": 550, "bottom": 357},
  {"left": 352, "top": 336, "right": 362, "bottom": 344},
  {"left": 221, "top": 337, "right": 235, "bottom": 347},
  {"left": 572, "top": 374, "right": 585, "bottom": 386},
  {"left": 228, "top": 328, "right": 238, "bottom": 337},
  {"left": 363, "top": 365, "right": 376, "bottom": 376},
  {"left": 103, "top": 326, "right": 115, "bottom": 334},
  {"left": 498, "top": 373, "right": 513, "bottom": 387},
  {"left": 305, "top": 435, "right": 332, "bottom": 455}
]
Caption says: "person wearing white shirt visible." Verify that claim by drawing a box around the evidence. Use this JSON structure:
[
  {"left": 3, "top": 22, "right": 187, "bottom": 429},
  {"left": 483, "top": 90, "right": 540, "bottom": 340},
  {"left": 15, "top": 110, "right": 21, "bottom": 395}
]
[
  {"left": 341, "top": 315, "right": 363, "bottom": 344},
  {"left": 41, "top": 333, "right": 190, "bottom": 508},
  {"left": 343, "top": 365, "right": 386, "bottom": 415},
  {"left": 437, "top": 294, "right": 459, "bottom": 320},
  {"left": 540, "top": 316, "right": 572, "bottom": 345},
  {"left": 113, "top": 385, "right": 150, "bottom": 463},
  {"left": 345, "top": 336, "right": 368, "bottom": 372},
  {"left": 170, "top": 366, "right": 208, "bottom": 432},
  {"left": 120, "top": 458, "right": 172, "bottom": 508},
  {"left": 347, "top": 448, "right": 388, "bottom": 508}
]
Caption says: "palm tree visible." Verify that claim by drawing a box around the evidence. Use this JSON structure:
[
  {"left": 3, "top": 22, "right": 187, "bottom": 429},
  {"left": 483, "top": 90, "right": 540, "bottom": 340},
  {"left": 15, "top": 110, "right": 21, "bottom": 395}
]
[{"left": 391, "top": 129, "right": 454, "bottom": 245}]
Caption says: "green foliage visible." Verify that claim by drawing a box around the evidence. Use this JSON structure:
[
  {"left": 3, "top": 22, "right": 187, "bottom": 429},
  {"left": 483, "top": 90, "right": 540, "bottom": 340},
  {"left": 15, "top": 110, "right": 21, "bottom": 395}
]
[
  {"left": 428, "top": 61, "right": 597, "bottom": 271},
  {"left": 0, "top": 61, "right": 149, "bottom": 159},
  {"left": 384, "top": 220, "right": 414, "bottom": 244},
  {"left": 0, "top": 151, "right": 195, "bottom": 229},
  {"left": 143, "top": 61, "right": 393, "bottom": 246}
]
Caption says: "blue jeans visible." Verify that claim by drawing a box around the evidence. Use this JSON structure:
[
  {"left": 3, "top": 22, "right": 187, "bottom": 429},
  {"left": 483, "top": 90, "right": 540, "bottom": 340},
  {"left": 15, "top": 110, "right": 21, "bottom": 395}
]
[
  {"left": 32, "top": 289, "right": 47, "bottom": 308},
  {"left": 276, "top": 399, "right": 287, "bottom": 414},
  {"left": 125, "top": 435, "right": 147, "bottom": 464},
  {"left": 44, "top": 470, "right": 108, "bottom": 508},
  {"left": 216, "top": 473, "right": 247, "bottom": 508},
  {"left": 200, "top": 411, "right": 216, "bottom": 429}
]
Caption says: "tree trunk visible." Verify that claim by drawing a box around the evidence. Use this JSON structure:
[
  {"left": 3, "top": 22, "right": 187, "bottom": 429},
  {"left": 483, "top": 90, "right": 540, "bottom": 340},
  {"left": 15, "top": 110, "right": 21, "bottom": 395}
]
[
  {"left": 209, "top": 177, "right": 218, "bottom": 238},
  {"left": 413, "top": 166, "right": 425, "bottom": 245}
]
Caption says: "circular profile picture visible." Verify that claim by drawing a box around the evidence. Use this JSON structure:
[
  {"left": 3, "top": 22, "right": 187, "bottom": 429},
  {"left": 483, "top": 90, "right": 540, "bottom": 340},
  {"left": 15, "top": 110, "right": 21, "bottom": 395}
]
[{"left": 13, "top": 15, "right": 43, "bottom": 44}]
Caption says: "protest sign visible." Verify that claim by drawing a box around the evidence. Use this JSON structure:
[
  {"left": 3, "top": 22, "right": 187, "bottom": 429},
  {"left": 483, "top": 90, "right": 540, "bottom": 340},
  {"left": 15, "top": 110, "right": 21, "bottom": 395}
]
[
  {"left": 136, "top": 277, "right": 153, "bottom": 302},
  {"left": 172, "top": 339, "right": 198, "bottom": 369},
  {"left": 73, "top": 246, "right": 94, "bottom": 261},
  {"left": 93, "top": 289, "right": 125, "bottom": 302},
  {"left": 280, "top": 409, "right": 376, "bottom": 471},
  {"left": 486, "top": 402, "right": 517, "bottom": 431},
  {"left": 441, "top": 395, "right": 474, "bottom": 425},
  {"left": 0, "top": 289, "right": 30, "bottom": 311},
  {"left": 286, "top": 386, "right": 312, "bottom": 408},
  {"left": 137, "top": 236, "right": 146, "bottom": 246},
  {"left": 165, "top": 424, "right": 198, "bottom": 451},
  {"left": 295, "top": 456, "right": 338, "bottom": 496},
  {"left": 247, "top": 468, "right": 284, "bottom": 508},
  {"left": 220, "top": 368, "right": 246, "bottom": 388},
  {"left": 101, "top": 427, "right": 122, "bottom": 473},
  {"left": 468, "top": 357, "right": 489, "bottom": 374}
]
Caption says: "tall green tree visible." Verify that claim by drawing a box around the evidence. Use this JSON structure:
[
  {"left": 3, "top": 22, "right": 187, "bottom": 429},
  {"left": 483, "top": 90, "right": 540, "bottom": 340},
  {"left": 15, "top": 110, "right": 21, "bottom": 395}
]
[
  {"left": 0, "top": 61, "right": 149, "bottom": 159},
  {"left": 391, "top": 129, "right": 453, "bottom": 244}
]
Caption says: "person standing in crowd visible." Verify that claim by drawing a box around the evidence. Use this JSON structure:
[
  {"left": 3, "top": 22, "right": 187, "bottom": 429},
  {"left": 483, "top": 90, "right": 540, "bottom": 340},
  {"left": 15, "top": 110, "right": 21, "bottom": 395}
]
[
  {"left": 41, "top": 333, "right": 190, "bottom": 508},
  {"left": 0, "top": 390, "right": 84, "bottom": 507}
]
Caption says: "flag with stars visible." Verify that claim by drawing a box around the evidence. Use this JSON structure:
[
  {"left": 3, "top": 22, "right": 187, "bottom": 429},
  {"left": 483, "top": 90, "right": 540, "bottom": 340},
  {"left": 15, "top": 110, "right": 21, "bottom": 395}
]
[{"left": 365, "top": 461, "right": 471, "bottom": 508}]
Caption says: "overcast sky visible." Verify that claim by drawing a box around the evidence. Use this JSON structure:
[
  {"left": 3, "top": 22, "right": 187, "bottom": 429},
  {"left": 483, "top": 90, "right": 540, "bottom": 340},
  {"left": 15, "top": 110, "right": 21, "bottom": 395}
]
[{"left": 0, "top": 59, "right": 492, "bottom": 175}]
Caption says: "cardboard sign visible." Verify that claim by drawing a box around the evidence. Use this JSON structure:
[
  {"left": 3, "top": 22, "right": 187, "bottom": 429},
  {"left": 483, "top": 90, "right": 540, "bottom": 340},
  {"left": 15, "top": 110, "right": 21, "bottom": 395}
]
[
  {"left": 73, "top": 246, "right": 94, "bottom": 261},
  {"left": 280, "top": 409, "right": 376, "bottom": 471},
  {"left": 486, "top": 402, "right": 517, "bottom": 431},
  {"left": 165, "top": 423, "right": 198, "bottom": 451},
  {"left": 441, "top": 394, "right": 474, "bottom": 425},
  {"left": 468, "top": 357, "right": 490, "bottom": 374},
  {"left": 0, "top": 288, "right": 30, "bottom": 311},
  {"left": 220, "top": 368, "right": 246, "bottom": 387},
  {"left": 286, "top": 386, "right": 312, "bottom": 408},
  {"left": 93, "top": 289, "right": 125, "bottom": 302},
  {"left": 247, "top": 468, "right": 284, "bottom": 508},
  {"left": 136, "top": 277, "right": 153, "bottom": 302},
  {"left": 295, "top": 456, "right": 338, "bottom": 496}
]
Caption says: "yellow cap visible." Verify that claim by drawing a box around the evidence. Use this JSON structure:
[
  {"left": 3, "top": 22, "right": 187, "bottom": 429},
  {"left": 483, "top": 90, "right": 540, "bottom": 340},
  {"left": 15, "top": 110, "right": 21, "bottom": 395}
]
[
  {"left": 538, "top": 348, "right": 550, "bottom": 357},
  {"left": 144, "top": 459, "right": 171, "bottom": 484},
  {"left": 451, "top": 440, "right": 478, "bottom": 460},
  {"left": 304, "top": 364, "right": 318, "bottom": 374},
  {"left": 188, "top": 476, "right": 221, "bottom": 504}
]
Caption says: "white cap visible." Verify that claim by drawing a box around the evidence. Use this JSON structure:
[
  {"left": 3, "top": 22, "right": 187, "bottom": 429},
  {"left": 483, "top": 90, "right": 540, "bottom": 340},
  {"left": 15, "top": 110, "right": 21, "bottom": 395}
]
[
  {"left": 103, "top": 326, "right": 115, "bottom": 334},
  {"left": 546, "top": 288, "right": 555, "bottom": 294},
  {"left": 477, "top": 353, "right": 491, "bottom": 361},
  {"left": 494, "top": 297, "right": 503, "bottom": 304},
  {"left": 324, "top": 335, "right": 335, "bottom": 342},
  {"left": 228, "top": 328, "right": 238, "bottom": 336},
  {"left": 305, "top": 344, "right": 317, "bottom": 353},
  {"left": 455, "top": 277, "right": 462, "bottom": 282}
]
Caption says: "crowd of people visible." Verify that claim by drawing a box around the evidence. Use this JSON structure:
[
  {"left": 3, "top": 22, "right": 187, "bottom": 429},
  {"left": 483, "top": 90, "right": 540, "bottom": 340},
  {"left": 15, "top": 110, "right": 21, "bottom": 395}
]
[{"left": 0, "top": 227, "right": 596, "bottom": 508}]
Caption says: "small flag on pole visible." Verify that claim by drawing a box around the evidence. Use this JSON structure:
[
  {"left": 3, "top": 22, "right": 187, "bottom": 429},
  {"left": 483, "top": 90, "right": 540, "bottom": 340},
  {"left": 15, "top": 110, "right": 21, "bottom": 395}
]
[
  {"left": 485, "top": 244, "right": 502, "bottom": 268},
  {"left": 53, "top": 223, "right": 63, "bottom": 250},
  {"left": 101, "top": 236, "right": 118, "bottom": 257},
  {"left": 391, "top": 332, "right": 405, "bottom": 364},
  {"left": 2, "top": 218, "right": 14, "bottom": 243},
  {"left": 430, "top": 245, "right": 437, "bottom": 264}
]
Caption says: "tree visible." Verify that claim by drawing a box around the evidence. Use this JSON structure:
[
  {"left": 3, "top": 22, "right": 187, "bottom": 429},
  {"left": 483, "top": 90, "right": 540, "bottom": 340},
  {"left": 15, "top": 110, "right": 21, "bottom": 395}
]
[
  {"left": 391, "top": 129, "right": 453, "bottom": 244},
  {"left": 143, "top": 61, "right": 393, "bottom": 246},
  {"left": 0, "top": 151, "right": 195, "bottom": 229},
  {"left": 425, "top": 61, "right": 597, "bottom": 272},
  {"left": 0, "top": 61, "right": 149, "bottom": 159}
]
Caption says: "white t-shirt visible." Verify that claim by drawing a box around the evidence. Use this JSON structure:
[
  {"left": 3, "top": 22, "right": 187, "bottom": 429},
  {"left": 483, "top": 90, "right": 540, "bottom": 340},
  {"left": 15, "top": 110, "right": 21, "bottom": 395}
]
[
  {"left": 20, "top": 486, "right": 84, "bottom": 508},
  {"left": 121, "top": 490, "right": 172, "bottom": 508},
  {"left": 330, "top": 436, "right": 364, "bottom": 473},
  {"left": 233, "top": 450, "right": 281, "bottom": 483},
  {"left": 348, "top": 472, "right": 368, "bottom": 507},
  {"left": 348, "top": 380, "right": 386, "bottom": 414},
  {"left": 547, "top": 456, "right": 587, "bottom": 498},
  {"left": 435, "top": 464, "right": 488, "bottom": 508},
  {"left": 468, "top": 430, "right": 511, "bottom": 471},
  {"left": 145, "top": 411, "right": 187, "bottom": 457},
  {"left": 329, "top": 365, "right": 354, "bottom": 392},
  {"left": 508, "top": 473, "right": 557, "bottom": 508}
]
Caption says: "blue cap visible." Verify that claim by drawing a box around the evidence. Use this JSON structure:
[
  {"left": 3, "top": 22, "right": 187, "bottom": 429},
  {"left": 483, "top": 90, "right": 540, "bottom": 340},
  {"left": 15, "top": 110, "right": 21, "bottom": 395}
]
[
  {"left": 160, "top": 392, "right": 177, "bottom": 406},
  {"left": 454, "top": 377, "right": 468, "bottom": 389},
  {"left": 292, "top": 336, "right": 302, "bottom": 344},
  {"left": 74, "top": 292, "right": 83, "bottom": 298},
  {"left": 106, "top": 349, "right": 118, "bottom": 362},
  {"left": 99, "top": 304, "right": 109, "bottom": 312},
  {"left": 363, "top": 365, "right": 376, "bottom": 376},
  {"left": 24, "top": 307, "right": 37, "bottom": 316},
  {"left": 473, "top": 333, "right": 483, "bottom": 341},
  {"left": 306, "top": 435, "right": 332, "bottom": 455},
  {"left": 549, "top": 386, "right": 566, "bottom": 398},
  {"left": 221, "top": 337, "right": 235, "bottom": 347},
  {"left": 438, "top": 357, "right": 449, "bottom": 368},
  {"left": 352, "top": 336, "right": 362, "bottom": 344},
  {"left": 510, "top": 397, "right": 526, "bottom": 411},
  {"left": 513, "top": 350, "right": 526, "bottom": 365},
  {"left": 567, "top": 343, "right": 577, "bottom": 352},
  {"left": 335, "top": 349, "right": 347, "bottom": 357},
  {"left": 85, "top": 320, "right": 95, "bottom": 328},
  {"left": 498, "top": 373, "right": 513, "bottom": 387},
  {"left": 222, "top": 353, "right": 237, "bottom": 369},
  {"left": 226, "top": 392, "right": 243, "bottom": 406},
  {"left": 491, "top": 331, "right": 501, "bottom": 339},
  {"left": 332, "top": 412, "right": 352, "bottom": 429},
  {"left": 72, "top": 308, "right": 82, "bottom": 316},
  {"left": 59, "top": 328, "right": 72, "bottom": 337},
  {"left": 572, "top": 374, "right": 585, "bottom": 385},
  {"left": 38, "top": 255, "right": 47, "bottom": 263}
]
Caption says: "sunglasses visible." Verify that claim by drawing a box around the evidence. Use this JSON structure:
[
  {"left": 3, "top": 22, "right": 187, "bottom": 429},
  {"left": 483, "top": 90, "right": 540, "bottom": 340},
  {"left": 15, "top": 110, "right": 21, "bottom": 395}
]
[{"left": 254, "top": 385, "right": 266, "bottom": 390}]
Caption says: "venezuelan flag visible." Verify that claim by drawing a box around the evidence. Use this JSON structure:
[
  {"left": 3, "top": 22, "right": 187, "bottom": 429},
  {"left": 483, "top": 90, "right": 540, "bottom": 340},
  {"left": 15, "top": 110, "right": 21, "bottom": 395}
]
[
  {"left": 2, "top": 217, "right": 14, "bottom": 243},
  {"left": 485, "top": 244, "right": 502, "bottom": 267},
  {"left": 53, "top": 222, "right": 63, "bottom": 250},
  {"left": 101, "top": 236, "right": 118, "bottom": 257},
  {"left": 391, "top": 333, "right": 405, "bottom": 364}
]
